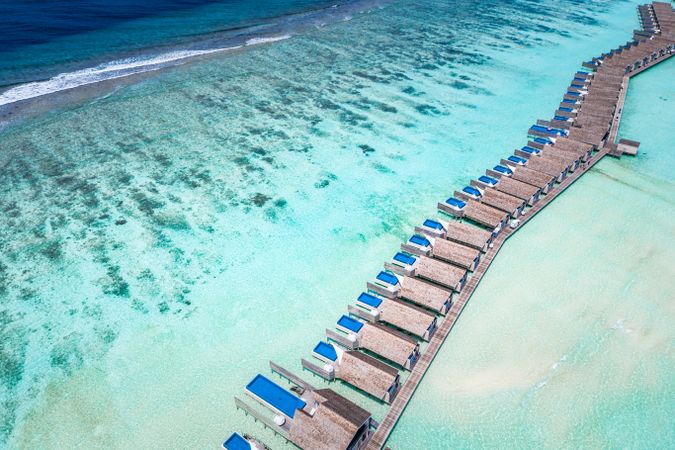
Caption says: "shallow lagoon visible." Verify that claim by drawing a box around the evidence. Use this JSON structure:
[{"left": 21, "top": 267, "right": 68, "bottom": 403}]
[{"left": 1, "top": 0, "right": 673, "bottom": 448}]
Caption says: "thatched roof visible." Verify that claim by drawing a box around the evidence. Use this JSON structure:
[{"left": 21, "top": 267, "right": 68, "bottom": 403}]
[
  {"left": 464, "top": 200, "right": 507, "bottom": 229},
  {"left": 416, "top": 255, "right": 466, "bottom": 290},
  {"left": 289, "top": 388, "right": 371, "bottom": 450},
  {"left": 444, "top": 220, "right": 492, "bottom": 250},
  {"left": 360, "top": 322, "right": 418, "bottom": 367},
  {"left": 554, "top": 138, "right": 593, "bottom": 156},
  {"left": 338, "top": 350, "right": 398, "bottom": 400},
  {"left": 511, "top": 166, "right": 554, "bottom": 189},
  {"left": 524, "top": 156, "right": 566, "bottom": 177},
  {"left": 567, "top": 127, "right": 607, "bottom": 147},
  {"left": 480, "top": 188, "right": 524, "bottom": 215},
  {"left": 379, "top": 298, "right": 436, "bottom": 339},
  {"left": 536, "top": 152, "right": 574, "bottom": 168},
  {"left": 496, "top": 177, "right": 541, "bottom": 201},
  {"left": 547, "top": 145, "right": 582, "bottom": 162},
  {"left": 399, "top": 276, "right": 452, "bottom": 313},
  {"left": 430, "top": 239, "right": 479, "bottom": 271}
]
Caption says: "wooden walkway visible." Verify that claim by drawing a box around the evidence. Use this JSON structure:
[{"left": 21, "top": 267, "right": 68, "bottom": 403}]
[{"left": 364, "top": 147, "right": 609, "bottom": 450}]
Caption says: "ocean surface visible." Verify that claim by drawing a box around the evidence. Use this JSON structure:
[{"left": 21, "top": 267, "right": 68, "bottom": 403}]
[{"left": 0, "top": 0, "right": 673, "bottom": 449}]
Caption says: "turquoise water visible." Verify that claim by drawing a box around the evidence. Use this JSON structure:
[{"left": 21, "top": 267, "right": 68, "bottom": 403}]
[{"left": 0, "top": 0, "right": 673, "bottom": 448}]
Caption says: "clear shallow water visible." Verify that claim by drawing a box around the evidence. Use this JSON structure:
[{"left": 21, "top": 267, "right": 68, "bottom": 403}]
[{"left": 0, "top": 0, "right": 672, "bottom": 448}]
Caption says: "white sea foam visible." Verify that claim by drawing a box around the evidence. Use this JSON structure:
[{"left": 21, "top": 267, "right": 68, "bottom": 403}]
[
  {"left": 0, "top": 39, "right": 297, "bottom": 107},
  {"left": 244, "top": 34, "right": 292, "bottom": 46}
]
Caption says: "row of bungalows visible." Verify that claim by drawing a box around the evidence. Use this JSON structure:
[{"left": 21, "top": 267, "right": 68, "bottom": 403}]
[
  {"left": 226, "top": 5, "right": 675, "bottom": 448},
  {"left": 298, "top": 219, "right": 498, "bottom": 405},
  {"left": 296, "top": 215, "right": 500, "bottom": 404},
  {"left": 652, "top": 2, "right": 675, "bottom": 37}
]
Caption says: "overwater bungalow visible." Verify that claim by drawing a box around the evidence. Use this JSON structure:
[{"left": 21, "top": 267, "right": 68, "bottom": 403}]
[
  {"left": 497, "top": 159, "right": 556, "bottom": 194},
  {"left": 303, "top": 341, "right": 401, "bottom": 403},
  {"left": 485, "top": 164, "right": 543, "bottom": 203},
  {"left": 437, "top": 196, "right": 508, "bottom": 232},
  {"left": 414, "top": 218, "right": 494, "bottom": 252},
  {"left": 327, "top": 314, "right": 420, "bottom": 370},
  {"left": 383, "top": 249, "right": 468, "bottom": 290},
  {"left": 402, "top": 233, "right": 480, "bottom": 271},
  {"left": 465, "top": 176, "right": 533, "bottom": 212},
  {"left": 367, "top": 270, "right": 453, "bottom": 314},
  {"left": 349, "top": 291, "right": 437, "bottom": 341},
  {"left": 505, "top": 154, "right": 568, "bottom": 182},
  {"left": 236, "top": 368, "right": 375, "bottom": 450}
]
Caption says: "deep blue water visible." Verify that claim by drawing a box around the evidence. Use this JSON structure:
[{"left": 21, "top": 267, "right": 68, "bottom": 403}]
[{"left": 0, "top": 0, "right": 344, "bottom": 86}]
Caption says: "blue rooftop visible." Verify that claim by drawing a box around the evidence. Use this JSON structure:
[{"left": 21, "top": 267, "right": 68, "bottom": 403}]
[
  {"left": 337, "top": 315, "right": 363, "bottom": 333},
  {"left": 314, "top": 341, "right": 338, "bottom": 361},
  {"left": 223, "top": 433, "right": 251, "bottom": 450},
  {"left": 394, "top": 252, "right": 416, "bottom": 265},
  {"left": 358, "top": 292, "right": 382, "bottom": 308},
  {"left": 376, "top": 271, "right": 399, "bottom": 285},
  {"left": 423, "top": 219, "right": 444, "bottom": 230},
  {"left": 409, "top": 234, "right": 431, "bottom": 247},
  {"left": 246, "top": 375, "right": 306, "bottom": 419}
]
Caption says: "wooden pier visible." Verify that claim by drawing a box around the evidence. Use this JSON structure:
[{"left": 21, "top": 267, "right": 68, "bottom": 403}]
[{"left": 230, "top": 3, "right": 675, "bottom": 449}]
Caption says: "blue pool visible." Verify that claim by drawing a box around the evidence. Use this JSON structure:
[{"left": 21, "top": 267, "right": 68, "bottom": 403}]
[
  {"left": 377, "top": 271, "right": 400, "bottom": 286},
  {"left": 446, "top": 198, "right": 466, "bottom": 209},
  {"left": 409, "top": 234, "right": 431, "bottom": 247},
  {"left": 478, "top": 175, "right": 498, "bottom": 185},
  {"left": 223, "top": 433, "right": 252, "bottom": 450},
  {"left": 463, "top": 186, "right": 482, "bottom": 196},
  {"left": 394, "top": 252, "right": 417, "bottom": 266},
  {"left": 245, "top": 375, "right": 306, "bottom": 419},
  {"left": 358, "top": 292, "right": 382, "bottom": 308},
  {"left": 423, "top": 219, "right": 444, "bottom": 230},
  {"left": 313, "top": 341, "right": 338, "bottom": 361},
  {"left": 337, "top": 315, "right": 364, "bottom": 333}
]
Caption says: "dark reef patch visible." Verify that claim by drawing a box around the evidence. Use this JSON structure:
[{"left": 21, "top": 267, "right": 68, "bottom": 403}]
[
  {"left": 102, "top": 265, "right": 130, "bottom": 297},
  {"left": 49, "top": 333, "right": 84, "bottom": 375},
  {"left": 250, "top": 193, "right": 271, "bottom": 207},
  {"left": 359, "top": 144, "right": 376, "bottom": 156},
  {"left": 415, "top": 104, "right": 442, "bottom": 116}
]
